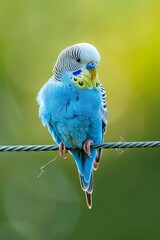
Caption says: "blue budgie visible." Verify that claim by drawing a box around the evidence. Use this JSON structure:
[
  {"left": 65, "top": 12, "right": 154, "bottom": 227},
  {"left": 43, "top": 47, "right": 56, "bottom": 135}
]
[{"left": 37, "top": 43, "right": 107, "bottom": 209}]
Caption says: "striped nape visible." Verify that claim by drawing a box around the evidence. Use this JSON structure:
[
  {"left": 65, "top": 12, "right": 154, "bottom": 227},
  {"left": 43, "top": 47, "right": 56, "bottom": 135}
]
[{"left": 101, "top": 84, "right": 107, "bottom": 110}]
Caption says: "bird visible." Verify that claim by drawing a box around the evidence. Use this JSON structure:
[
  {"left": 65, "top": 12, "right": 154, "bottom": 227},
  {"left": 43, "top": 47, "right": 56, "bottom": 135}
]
[{"left": 37, "top": 43, "right": 107, "bottom": 209}]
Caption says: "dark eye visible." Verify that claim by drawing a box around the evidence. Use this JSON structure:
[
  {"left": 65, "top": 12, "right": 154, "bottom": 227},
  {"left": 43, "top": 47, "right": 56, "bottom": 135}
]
[{"left": 76, "top": 58, "right": 81, "bottom": 63}]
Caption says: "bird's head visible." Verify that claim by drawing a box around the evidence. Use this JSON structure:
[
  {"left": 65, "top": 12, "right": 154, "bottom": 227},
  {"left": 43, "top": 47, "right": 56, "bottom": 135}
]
[{"left": 53, "top": 43, "right": 100, "bottom": 89}]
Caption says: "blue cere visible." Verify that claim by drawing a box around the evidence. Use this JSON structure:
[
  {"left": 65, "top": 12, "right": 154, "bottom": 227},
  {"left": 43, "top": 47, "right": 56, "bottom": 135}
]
[
  {"left": 86, "top": 62, "right": 97, "bottom": 70},
  {"left": 73, "top": 69, "right": 82, "bottom": 76}
]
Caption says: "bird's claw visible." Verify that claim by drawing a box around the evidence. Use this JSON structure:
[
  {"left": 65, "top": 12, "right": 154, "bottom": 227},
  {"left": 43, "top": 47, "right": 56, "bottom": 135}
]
[
  {"left": 59, "top": 142, "right": 68, "bottom": 159},
  {"left": 83, "top": 139, "right": 93, "bottom": 157}
]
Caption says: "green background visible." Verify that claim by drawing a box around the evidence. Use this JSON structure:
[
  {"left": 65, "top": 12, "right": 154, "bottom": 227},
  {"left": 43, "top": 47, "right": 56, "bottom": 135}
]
[{"left": 0, "top": 0, "right": 160, "bottom": 239}]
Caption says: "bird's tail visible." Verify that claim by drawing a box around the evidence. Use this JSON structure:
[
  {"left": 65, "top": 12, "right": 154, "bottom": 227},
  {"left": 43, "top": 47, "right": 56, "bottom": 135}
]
[{"left": 70, "top": 148, "right": 97, "bottom": 209}]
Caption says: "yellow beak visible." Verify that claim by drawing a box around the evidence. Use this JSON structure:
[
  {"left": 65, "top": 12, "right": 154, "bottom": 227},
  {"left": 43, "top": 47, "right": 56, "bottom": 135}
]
[{"left": 89, "top": 69, "right": 97, "bottom": 80}]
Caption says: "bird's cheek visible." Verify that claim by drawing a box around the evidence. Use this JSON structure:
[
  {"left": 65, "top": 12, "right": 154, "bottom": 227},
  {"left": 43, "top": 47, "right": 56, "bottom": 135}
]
[{"left": 80, "top": 68, "right": 96, "bottom": 81}]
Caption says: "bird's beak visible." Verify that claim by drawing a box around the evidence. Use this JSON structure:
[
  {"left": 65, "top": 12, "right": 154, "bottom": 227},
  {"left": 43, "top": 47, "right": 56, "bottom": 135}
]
[
  {"left": 86, "top": 61, "right": 98, "bottom": 81},
  {"left": 89, "top": 68, "right": 97, "bottom": 81}
]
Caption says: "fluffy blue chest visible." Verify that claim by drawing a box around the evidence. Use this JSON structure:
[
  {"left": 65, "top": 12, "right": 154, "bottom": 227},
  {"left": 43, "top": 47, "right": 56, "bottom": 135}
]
[
  {"left": 47, "top": 83, "right": 100, "bottom": 118},
  {"left": 40, "top": 83, "right": 102, "bottom": 147}
]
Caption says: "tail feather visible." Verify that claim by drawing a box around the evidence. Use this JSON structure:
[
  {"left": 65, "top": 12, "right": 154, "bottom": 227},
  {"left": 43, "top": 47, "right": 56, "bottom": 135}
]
[
  {"left": 85, "top": 192, "right": 92, "bottom": 209},
  {"left": 70, "top": 150, "right": 84, "bottom": 176},
  {"left": 79, "top": 174, "right": 90, "bottom": 190},
  {"left": 83, "top": 154, "right": 94, "bottom": 183},
  {"left": 86, "top": 172, "right": 93, "bottom": 193},
  {"left": 93, "top": 148, "right": 103, "bottom": 170},
  {"left": 79, "top": 174, "right": 86, "bottom": 191},
  {"left": 70, "top": 148, "right": 96, "bottom": 209},
  {"left": 79, "top": 172, "right": 93, "bottom": 193},
  {"left": 70, "top": 148, "right": 97, "bottom": 185}
]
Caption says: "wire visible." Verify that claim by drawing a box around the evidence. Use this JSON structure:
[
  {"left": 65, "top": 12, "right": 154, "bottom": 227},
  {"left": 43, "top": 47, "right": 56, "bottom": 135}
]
[{"left": 0, "top": 141, "right": 160, "bottom": 152}]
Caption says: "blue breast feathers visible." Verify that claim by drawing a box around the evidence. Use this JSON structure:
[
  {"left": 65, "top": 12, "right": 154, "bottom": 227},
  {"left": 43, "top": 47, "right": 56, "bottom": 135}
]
[{"left": 37, "top": 79, "right": 102, "bottom": 148}]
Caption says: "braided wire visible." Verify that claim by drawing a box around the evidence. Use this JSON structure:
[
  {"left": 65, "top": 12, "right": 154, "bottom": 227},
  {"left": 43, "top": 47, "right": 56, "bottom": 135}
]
[{"left": 0, "top": 141, "right": 160, "bottom": 152}]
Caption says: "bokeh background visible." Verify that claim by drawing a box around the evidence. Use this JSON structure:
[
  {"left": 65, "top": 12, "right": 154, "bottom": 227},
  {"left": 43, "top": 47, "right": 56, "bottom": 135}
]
[{"left": 0, "top": 0, "right": 160, "bottom": 239}]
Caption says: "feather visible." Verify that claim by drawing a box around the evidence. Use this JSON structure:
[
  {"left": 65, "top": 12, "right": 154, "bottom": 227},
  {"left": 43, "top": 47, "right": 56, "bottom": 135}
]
[
  {"left": 85, "top": 192, "right": 92, "bottom": 209},
  {"left": 70, "top": 149, "right": 96, "bottom": 189},
  {"left": 94, "top": 84, "right": 107, "bottom": 170}
]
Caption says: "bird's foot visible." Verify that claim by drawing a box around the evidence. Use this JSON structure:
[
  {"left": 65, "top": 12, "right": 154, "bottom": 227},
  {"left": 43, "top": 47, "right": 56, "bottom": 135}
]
[
  {"left": 83, "top": 139, "right": 93, "bottom": 157},
  {"left": 59, "top": 142, "right": 68, "bottom": 159}
]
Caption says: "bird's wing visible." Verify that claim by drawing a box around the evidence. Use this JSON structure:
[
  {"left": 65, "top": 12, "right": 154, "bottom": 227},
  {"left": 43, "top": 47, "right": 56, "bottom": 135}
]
[
  {"left": 100, "top": 83, "right": 107, "bottom": 134},
  {"left": 94, "top": 83, "right": 107, "bottom": 170}
]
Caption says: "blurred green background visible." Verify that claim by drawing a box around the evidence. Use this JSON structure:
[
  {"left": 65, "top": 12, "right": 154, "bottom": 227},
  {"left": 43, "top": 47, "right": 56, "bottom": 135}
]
[{"left": 0, "top": 0, "right": 160, "bottom": 239}]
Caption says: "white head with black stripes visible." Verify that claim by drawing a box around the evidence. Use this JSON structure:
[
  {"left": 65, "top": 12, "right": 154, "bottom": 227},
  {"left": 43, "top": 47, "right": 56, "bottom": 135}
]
[{"left": 53, "top": 43, "right": 101, "bottom": 89}]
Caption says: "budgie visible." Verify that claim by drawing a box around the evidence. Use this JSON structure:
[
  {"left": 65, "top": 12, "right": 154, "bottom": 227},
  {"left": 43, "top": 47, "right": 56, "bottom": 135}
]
[{"left": 37, "top": 43, "right": 107, "bottom": 209}]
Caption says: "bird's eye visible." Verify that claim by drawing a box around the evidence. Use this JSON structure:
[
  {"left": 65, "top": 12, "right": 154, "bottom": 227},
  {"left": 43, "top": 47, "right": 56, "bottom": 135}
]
[{"left": 76, "top": 58, "right": 81, "bottom": 63}]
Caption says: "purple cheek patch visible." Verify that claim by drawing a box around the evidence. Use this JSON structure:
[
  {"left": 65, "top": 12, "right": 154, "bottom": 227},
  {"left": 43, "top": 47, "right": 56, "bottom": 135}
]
[{"left": 73, "top": 70, "right": 82, "bottom": 76}]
